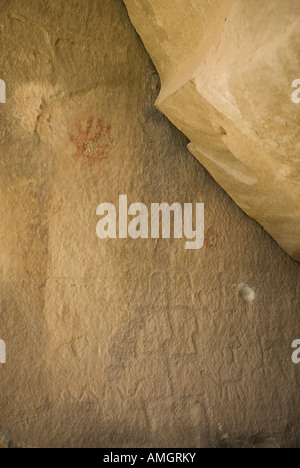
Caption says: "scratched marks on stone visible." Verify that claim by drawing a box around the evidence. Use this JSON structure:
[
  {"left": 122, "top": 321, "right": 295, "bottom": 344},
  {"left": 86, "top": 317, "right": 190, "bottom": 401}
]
[
  {"left": 106, "top": 268, "right": 265, "bottom": 446},
  {"left": 69, "top": 116, "right": 113, "bottom": 162},
  {"left": 106, "top": 268, "right": 212, "bottom": 443},
  {"left": 107, "top": 269, "right": 197, "bottom": 376}
]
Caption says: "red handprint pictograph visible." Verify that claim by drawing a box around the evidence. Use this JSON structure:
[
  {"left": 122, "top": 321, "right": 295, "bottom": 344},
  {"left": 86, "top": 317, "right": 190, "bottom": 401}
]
[
  {"left": 204, "top": 227, "right": 219, "bottom": 250},
  {"left": 70, "top": 117, "right": 113, "bottom": 162}
]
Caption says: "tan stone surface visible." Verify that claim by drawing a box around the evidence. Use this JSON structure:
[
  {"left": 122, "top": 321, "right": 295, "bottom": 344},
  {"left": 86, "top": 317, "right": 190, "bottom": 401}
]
[
  {"left": 0, "top": 0, "right": 300, "bottom": 448},
  {"left": 124, "top": 0, "right": 300, "bottom": 261}
]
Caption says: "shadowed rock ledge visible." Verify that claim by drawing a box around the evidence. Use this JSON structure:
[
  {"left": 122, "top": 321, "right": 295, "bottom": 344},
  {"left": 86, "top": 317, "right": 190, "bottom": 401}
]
[{"left": 123, "top": 0, "right": 300, "bottom": 261}]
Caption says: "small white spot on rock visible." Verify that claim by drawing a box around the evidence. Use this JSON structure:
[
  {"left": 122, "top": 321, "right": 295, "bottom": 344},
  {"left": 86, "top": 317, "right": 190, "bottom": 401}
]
[{"left": 238, "top": 283, "right": 256, "bottom": 303}]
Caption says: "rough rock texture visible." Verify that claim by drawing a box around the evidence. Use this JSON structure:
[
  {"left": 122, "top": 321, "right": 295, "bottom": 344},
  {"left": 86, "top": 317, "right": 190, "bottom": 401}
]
[
  {"left": 0, "top": 0, "right": 300, "bottom": 448},
  {"left": 124, "top": 0, "right": 300, "bottom": 261}
]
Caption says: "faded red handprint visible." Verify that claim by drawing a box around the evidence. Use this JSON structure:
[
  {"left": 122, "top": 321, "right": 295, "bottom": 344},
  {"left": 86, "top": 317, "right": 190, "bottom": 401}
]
[
  {"left": 204, "top": 227, "right": 219, "bottom": 250},
  {"left": 70, "top": 116, "right": 113, "bottom": 162}
]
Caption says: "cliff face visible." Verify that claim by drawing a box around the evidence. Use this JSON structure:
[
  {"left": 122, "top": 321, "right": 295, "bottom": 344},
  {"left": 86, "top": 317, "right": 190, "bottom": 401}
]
[
  {"left": 124, "top": 0, "right": 300, "bottom": 261},
  {"left": 0, "top": 0, "right": 300, "bottom": 448}
]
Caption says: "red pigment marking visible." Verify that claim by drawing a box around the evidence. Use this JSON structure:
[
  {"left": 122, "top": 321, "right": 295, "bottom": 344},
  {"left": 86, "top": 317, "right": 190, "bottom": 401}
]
[
  {"left": 213, "top": 22, "right": 227, "bottom": 55},
  {"left": 70, "top": 117, "right": 113, "bottom": 162},
  {"left": 204, "top": 227, "right": 219, "bottom": 250}
]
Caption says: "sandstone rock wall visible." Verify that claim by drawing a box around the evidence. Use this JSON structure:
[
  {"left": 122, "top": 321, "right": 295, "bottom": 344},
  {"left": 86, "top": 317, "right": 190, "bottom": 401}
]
[{"left": 0, "top": 0, "right": 300, "bottom": 448}]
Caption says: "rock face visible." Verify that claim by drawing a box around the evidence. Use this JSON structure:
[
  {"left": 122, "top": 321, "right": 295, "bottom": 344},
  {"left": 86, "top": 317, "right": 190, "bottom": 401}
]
[
  {"left": 124, "top": 0, "right": 300, "bottom": 261},
  {"left": 1, "top": 0, "right": 300, "bottom": 449}
]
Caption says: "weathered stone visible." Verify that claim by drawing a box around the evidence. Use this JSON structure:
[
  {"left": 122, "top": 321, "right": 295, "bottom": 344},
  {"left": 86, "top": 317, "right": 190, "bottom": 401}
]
[
  {"left": 124, "top": 0, "right": 300, "bottom": 261},
  {"left": 0, "top": 0, "right": 300, "bottom": 449}
]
